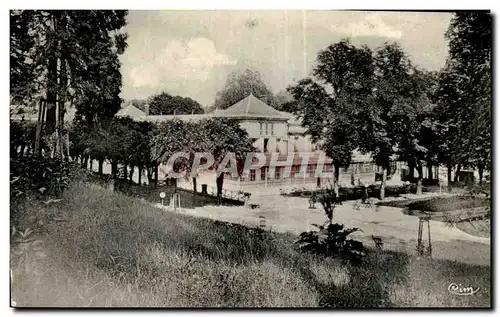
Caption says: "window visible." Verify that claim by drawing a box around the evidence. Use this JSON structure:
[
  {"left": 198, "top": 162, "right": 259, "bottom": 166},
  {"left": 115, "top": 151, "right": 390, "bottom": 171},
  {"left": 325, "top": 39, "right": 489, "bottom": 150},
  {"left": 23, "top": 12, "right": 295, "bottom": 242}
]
[
  {"left": 307, "top": 164, "right": 315, "bottom": 177},
  {"left": 291, "top": 165, "right": 300, "bottom": 177},
  {"left": 275, "top": 167, "right": 282, "bottom": 179},
  {"left": 323, "top": 164, "right": 332, "bottom": 173},
  {"left": 249, "top": 169, "right": 256, "bottom": 181},
  {"left": 260, "top": 122, "right": 275, "bottom": 136},
  {"left": 261, "top": 167, "right": 267, "bottom": 180}
]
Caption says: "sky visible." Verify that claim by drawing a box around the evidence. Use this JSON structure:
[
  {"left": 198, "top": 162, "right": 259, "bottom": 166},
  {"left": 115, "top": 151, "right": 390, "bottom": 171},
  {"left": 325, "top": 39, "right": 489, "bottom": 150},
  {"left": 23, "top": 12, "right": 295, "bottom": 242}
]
[{"left": 119, "top": 10, "right": 453, "bottom": 108}]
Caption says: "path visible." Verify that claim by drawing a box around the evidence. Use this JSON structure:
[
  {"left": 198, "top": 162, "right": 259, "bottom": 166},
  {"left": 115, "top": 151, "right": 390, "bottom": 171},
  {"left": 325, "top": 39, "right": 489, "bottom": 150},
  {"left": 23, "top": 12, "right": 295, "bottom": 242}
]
[{"left": 154, "top": 192, "right": 490, "bottom": 266}]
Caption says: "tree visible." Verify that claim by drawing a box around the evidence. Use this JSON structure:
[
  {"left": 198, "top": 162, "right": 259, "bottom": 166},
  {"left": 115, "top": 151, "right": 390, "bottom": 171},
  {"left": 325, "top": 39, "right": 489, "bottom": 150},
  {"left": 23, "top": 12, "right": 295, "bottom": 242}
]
[
  {"left": 10, "top": 10, "right": 128, "bottom": 159},
  {"left": 150, "top": 119, "right": 194, "bottom": 189},
  {"left": 287, "top": 39, "right": 374, "bottom": 195},
  {"left": 214, "top": 69, "right": 276, "bottom": 110},
  {"left": 148, "top": 92, "right": 204, "bottom": 115},
  {"left": 357, "top": 42, "right": 424, "bottom": 199},
  {"left": 150, "top": 118, "right": 253, "bottom": 197},
  {"left": 436, "top": 12, "right": 492, "bottom": 184},
  {"left": 273, "top": 90, "right": 294, "bottom": 111},
  {"left": 201, "top": 118, "right": 254, "bottom": 199},
  {"left": 394, "top": 68, "right": 439, "bottom": 195},
  {"left": 446, "top": 13, "right": 492, "bottom": 181}
]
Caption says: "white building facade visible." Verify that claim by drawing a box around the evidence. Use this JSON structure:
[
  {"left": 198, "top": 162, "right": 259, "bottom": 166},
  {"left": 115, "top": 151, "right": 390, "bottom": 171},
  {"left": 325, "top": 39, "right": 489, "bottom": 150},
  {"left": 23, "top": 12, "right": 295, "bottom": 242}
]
[{"left": 117, "top": 93, "right": 383, "bottom": 190}]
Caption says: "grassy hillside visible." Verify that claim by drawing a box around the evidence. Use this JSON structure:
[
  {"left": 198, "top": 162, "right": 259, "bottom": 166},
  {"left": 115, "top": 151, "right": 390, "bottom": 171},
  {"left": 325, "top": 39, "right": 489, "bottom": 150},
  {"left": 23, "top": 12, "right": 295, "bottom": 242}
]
[{"left": 10, "top": 183, "right": 491, "bottom": 307}]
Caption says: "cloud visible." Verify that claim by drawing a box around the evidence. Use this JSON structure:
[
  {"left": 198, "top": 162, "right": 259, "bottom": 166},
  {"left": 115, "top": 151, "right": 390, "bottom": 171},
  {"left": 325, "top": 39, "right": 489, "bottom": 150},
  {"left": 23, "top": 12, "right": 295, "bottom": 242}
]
[
  {"left": 333, "top": 13, "right": 403, "bottom": 39},
  {"left": 129, "top": 37, "right": 236, "bottom": 88}
]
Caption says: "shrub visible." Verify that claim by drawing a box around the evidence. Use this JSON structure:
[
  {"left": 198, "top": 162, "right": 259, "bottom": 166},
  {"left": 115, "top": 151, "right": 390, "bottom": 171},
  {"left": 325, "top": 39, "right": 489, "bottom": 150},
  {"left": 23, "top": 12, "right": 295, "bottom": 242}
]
[
  {"left": 296, "top": 185, "right": 366, "bottom": 263},
  {"left": 296, "top": 223, "right": 366, "bottom": 263},
  {"left": 10, "top": 155, "right": 91, "bottom": 224}
]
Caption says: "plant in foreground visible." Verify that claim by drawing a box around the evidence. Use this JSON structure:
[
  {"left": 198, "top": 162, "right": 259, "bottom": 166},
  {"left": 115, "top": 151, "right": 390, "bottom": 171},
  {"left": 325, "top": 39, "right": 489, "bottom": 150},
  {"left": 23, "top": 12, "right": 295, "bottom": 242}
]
[{"left": 296, "top": 185, "right": 367, "bottom": 263}]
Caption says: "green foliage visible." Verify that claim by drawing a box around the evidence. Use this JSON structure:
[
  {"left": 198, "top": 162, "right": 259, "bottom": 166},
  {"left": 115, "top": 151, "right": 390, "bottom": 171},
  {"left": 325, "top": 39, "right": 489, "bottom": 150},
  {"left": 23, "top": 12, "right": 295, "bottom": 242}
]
[
  {"left": 214, "top": 69, "right": 277, "bottom": 110},
  {"left": 10, "top": 155, "right": 90, "bottom": 201},
  {"left": 296, "top": 185, "right": 366, "bottom": 263},
  {"left": 148, "top": 92, "right": 204, "bottom": 115},
  {"left": 287, "top": 40, "right": 373, "bottom": 170},
  {"left": 10, "top": 10, "right": 129, "bottom": 158},
  {"left": 10, "top": 119, "right": 36, "bottom": 156},
  {"left": 435, "top": 12, "right": 492, "bottom": 174},
  {"left": 10, "top": 155, "right": 91, "bottom": 226},
  {"left": 296, "top": 223, "right": 366, "bottom": 263},
  {"left": 10, "top": 227, "right": 47, "bottom": 277}
]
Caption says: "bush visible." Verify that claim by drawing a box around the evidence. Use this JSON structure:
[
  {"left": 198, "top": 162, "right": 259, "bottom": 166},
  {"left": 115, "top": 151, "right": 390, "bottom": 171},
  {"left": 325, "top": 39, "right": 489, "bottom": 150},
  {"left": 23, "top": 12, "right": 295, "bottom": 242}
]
[
  {"left": 296, "top": 223, "right": 366, "bottom": 263},
  {"left": 10, "top": 155, "right": 91, "bottom": 223},
  {"left": 296, "top": 186, "right": 366, "bottom": 263}
]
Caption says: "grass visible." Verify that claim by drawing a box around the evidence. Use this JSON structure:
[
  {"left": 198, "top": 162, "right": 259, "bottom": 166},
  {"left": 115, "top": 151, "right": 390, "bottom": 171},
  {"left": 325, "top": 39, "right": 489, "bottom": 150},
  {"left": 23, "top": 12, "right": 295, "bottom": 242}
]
[
  {"left": 10, "top": 182, "right": 491, "bottom": 307},
  {"left": 379, "top": 196, "right": 489, "bottom": 212},
  {"left": 456, "top": 219, "right": 490, "bottom": 239}
]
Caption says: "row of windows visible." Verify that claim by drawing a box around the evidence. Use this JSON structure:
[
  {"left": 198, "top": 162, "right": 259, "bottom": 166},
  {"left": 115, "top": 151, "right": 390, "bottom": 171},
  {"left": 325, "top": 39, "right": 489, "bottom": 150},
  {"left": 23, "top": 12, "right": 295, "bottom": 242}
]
[{"left": 231, "top": 163, "right": 378, "bottom": 182}]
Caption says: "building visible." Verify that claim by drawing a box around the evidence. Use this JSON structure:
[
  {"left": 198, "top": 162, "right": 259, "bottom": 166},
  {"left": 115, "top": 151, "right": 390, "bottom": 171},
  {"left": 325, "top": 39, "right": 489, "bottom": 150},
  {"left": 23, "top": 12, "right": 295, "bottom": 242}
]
[{"left": 117, "top": 93, "right": 384, "bottom": 190}]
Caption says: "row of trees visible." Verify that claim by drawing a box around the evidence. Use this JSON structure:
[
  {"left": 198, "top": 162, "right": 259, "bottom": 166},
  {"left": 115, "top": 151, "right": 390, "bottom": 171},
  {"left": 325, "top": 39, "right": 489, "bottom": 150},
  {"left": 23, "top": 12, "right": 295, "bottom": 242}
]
[
  {"left": 287, "top": 12, "right": 491, "bottom": 199},
  {"left": 66, "top": 117, "right": 254, "bottom": 197}
]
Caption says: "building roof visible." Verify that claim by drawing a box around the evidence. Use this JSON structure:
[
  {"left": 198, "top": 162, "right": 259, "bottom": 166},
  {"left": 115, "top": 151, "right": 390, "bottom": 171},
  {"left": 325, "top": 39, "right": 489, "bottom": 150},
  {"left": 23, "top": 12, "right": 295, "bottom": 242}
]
[
  {"left": 116, "top": 104, "right": 146, "bottom": 119},
  {"left": 215, "top": 93, "right": 291, "bottom": 121}
]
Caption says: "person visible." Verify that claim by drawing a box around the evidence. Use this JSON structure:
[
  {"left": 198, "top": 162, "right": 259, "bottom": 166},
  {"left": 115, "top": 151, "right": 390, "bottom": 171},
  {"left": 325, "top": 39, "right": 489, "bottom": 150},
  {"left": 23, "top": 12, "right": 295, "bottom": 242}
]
[
  {"left": 309, "top": 191, "right": 317, "bottom": 209},
  {"left": 361, "top": 184, "right": 369, "bottom": 204}
]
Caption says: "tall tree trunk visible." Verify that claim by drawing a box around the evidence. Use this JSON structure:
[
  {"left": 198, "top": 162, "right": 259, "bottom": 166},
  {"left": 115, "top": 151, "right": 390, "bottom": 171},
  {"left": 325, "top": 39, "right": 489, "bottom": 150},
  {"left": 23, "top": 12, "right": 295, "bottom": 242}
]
[
  {"left": 34, "top": 100, "right": 46, "bottom": 157},
  {"left": 45, "top": 12, "right": 59, "bottom": 138},
  {"left": 129, "top": 166, "right": 134, "bottom": 184},
  {"left": 89, "top": 159, "right": 93, "bottom": 171},
  {"left": 427, "top": 162, "right": 433, "bottom": 180},
  {"left": 416, "top": 164, "right": 423, "bottom": 195},
  {"left": 409, "top": 164, "right": 415, "bottom": 180},
  {"left": 84, "top": 156, "right": 89, "bottom": 169},
  {"left": 333, "top": 165, "right": 340, "bottom": 197},
  {"left": 171, "top": 178, "right": 178, "bottom": 192},
  {"left": 454, "top": 162, "right": 462, "bottom": 183},
  {"left": 447, "top": 163, "right": 452, "bottom": 184},
  {"left": 478, "top": 165, "right": 484, "bottom": 185},
  {"left": 147, "top": 167, "right": 153, "bottom": 185},
  {"left": 447, "top": 163, "right": 452, "bottom": 192},
  {"left": 216, "top": 173, "right": 224, "bottom": 198},
  {"left": 350, "top": 164, "right": 355, "bottom": 186},
  {"left": 20, "top": 145, "right": 26, "bottom": 158},
  {"left": 111, "top": 161, "right": 118, "bottom": 178},
  {"left": 98, "top": 159, "right": 104, "bottom": 175},
  {"left": 123, "top": 164, "right": 128, "bottom": 181},
  {"left": 138, "top": 167, "right": 142, "bottom": 185},
  {"left": 192, "top": 177, "right": 197, "bottom": 194},
  {"left": 380, "top": 166, "right": 387, "bottom": 200},
  {"left": 154, "top": 164, "right": 159, "bottom": 187}
]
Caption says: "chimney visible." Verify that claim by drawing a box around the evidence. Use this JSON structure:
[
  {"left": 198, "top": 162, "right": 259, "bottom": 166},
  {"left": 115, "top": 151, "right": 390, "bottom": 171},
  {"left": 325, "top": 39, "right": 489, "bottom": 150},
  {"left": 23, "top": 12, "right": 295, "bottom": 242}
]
[{"left": 144, "top": 104, "right": 149, "bottom": 116}]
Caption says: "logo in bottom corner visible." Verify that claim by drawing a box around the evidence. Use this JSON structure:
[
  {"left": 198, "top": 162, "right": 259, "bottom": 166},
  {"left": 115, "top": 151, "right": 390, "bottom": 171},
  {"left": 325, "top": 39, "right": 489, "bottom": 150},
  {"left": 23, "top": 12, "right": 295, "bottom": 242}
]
[{"left": 448, "top": 283, "right": 480, "bottom": 296}]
